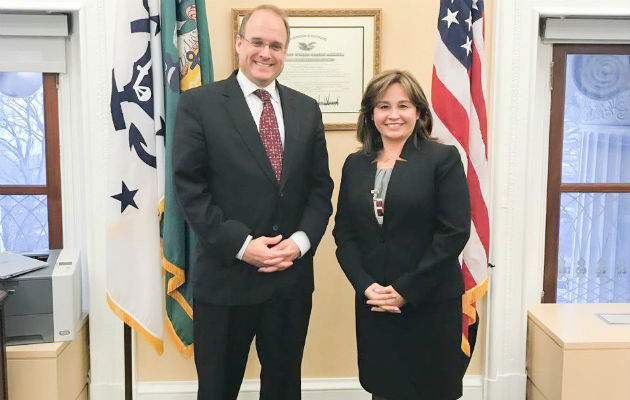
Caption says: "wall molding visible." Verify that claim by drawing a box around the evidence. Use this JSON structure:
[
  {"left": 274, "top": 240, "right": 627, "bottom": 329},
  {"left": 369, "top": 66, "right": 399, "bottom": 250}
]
[
  {"left": 73, "top": 1, "right": 127, "bottom": 400},
  {"left": 136, "top": 376, "right": 483, "bottom": 400}
]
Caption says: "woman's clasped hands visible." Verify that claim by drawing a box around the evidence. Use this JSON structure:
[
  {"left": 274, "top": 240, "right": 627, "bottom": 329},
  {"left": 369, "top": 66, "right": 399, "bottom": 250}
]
[{"left": 364, "top": 283, "right": 406, "bottom": 314}]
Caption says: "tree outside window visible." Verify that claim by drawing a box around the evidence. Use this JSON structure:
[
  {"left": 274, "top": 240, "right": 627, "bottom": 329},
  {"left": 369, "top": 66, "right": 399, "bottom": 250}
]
[{"left": 0, "top": 72, "right": 62, "bottom": 253}]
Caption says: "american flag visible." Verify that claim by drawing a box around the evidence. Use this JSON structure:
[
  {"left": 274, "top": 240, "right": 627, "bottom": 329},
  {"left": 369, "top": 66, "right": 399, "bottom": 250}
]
[{"left": 431, "top": 0, "right": 490, "bottom": 357}]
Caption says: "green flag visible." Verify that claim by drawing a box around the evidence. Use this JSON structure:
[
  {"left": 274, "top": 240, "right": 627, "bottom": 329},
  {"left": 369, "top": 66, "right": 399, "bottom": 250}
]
[{"left": 160, "top": 0, "right": 213, "bottom": 357}]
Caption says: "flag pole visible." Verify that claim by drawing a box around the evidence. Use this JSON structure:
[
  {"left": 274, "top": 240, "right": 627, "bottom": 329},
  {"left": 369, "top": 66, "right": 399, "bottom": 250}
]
[{"left": 124, "top": 324, "right": 132, "bottom": 399}]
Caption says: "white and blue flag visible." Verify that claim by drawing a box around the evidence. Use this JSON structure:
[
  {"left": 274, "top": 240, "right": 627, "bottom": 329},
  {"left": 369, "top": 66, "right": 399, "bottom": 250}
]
[{"left": 107, "top": 0, "right": 165, "bottom": 354}]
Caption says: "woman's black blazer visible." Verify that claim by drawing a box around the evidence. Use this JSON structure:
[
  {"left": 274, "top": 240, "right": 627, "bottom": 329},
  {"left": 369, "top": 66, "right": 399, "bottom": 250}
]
[{"left": 333, "top": 138, "right": 471, "bottom": 305}]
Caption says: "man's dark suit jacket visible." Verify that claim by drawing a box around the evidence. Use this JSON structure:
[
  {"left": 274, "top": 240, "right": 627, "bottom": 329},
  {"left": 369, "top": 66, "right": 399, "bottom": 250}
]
[
  {"left": 333, "top": 138, "right": 471, "bottom": 305},
  {"left": 172, "top": 71, "right": 333, "bottom": 306}
]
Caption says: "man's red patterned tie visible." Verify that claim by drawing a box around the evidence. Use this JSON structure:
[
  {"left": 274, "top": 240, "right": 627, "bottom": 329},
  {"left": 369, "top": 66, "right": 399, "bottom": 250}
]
[{"left": 254, "top": 89, "right": 283, "bottom": 183}]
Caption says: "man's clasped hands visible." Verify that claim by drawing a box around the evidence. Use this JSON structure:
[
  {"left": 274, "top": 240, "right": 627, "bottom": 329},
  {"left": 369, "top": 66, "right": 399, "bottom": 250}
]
[{"left": 242, "top": 235, "right": 301, "bottom": 273}]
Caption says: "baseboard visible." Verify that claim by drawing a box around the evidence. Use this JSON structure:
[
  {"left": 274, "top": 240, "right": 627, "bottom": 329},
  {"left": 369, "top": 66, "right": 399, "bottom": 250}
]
[
  {"left": 89, "top": 382, "right": 124, "bottom": 400},
  {"left": 462, "top": 375, "right": 483, "bottom": 400},
  {"left": 136, "top": 376, "right": 483, "bottom": 400},
  {"left": 485, "top": 372, "right": 527, "bottom": 400}
]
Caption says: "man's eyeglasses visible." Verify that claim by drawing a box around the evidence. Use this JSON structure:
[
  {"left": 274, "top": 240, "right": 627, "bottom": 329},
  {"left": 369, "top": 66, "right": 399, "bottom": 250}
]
[{"left": 240, "top": 36, "right": 285, "bottom": 52}]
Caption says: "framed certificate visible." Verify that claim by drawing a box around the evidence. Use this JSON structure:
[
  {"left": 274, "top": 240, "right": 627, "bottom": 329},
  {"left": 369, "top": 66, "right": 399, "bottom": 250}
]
[{"left": 232, "top": 9, "right": 382, "bottom": 131}]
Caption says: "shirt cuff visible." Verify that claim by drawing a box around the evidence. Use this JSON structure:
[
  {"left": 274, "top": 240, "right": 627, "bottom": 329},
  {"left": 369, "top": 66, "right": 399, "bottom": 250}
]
[
  {"left": 236, "top": 235, "right": 253, "bottom": 260},
  {"left": 289, "top": 231, "right": 311, "bottom": 258}
]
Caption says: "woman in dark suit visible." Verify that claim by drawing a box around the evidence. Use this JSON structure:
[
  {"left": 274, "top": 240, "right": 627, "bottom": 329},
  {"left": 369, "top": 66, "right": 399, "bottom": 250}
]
[{"left": 333, "top": 70, "right": 471, "bottom": 400}]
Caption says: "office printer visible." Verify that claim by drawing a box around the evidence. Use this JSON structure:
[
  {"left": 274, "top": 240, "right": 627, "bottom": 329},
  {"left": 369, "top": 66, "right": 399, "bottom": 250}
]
[{"left": 0, "top": 249, "right": 82, "bottom": 345}]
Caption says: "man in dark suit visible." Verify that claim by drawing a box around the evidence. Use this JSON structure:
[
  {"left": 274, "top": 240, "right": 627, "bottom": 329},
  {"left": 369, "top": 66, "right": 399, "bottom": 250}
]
[{"left": 172, "top": 4, "right": 333, "bottom": 400}]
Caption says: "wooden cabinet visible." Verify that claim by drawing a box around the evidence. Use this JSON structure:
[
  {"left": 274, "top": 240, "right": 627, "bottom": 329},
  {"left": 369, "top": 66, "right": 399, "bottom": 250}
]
[
  {"left": 527, "top": 304, "right": 630, "bottom": 400},
  {"left": 6, "top": 317, "right": 88, "bottom": 400}
]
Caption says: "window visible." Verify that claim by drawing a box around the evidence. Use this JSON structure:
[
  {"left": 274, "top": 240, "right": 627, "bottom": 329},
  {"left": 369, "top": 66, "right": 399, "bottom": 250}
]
[
  {"left": 544, "top": 44, "right": 630, "bottom": 303},
  {"left": 0, "top": 72, "right": 62, "bottom": 253}
]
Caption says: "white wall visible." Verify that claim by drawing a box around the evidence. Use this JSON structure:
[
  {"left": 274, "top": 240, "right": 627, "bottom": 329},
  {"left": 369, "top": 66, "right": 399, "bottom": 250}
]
[{"left": 485, "top": 1, "right": 630, "bottom": 399}]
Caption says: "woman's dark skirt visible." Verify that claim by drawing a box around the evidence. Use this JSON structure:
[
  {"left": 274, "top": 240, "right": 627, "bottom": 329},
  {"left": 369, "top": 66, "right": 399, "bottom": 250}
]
[{"left": 355, "top": 296, "right": 464, "bottom": 400}]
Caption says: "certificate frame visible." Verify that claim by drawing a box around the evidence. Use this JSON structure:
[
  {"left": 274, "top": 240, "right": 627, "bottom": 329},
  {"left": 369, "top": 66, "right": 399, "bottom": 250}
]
[{"left": 232, "top": 9, "right": 382, "bottom": 131}]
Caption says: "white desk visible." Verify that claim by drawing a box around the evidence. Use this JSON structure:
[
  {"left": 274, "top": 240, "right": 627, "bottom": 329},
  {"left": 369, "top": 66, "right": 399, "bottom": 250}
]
[{"left": 527, "top": 303, "right": 630, "bottom": 400}]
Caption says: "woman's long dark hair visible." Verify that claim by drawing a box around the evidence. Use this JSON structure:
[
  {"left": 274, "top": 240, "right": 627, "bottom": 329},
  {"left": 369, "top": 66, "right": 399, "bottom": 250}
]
[{"left": 356, "top": 70, "right": 433, "bottom": 155}]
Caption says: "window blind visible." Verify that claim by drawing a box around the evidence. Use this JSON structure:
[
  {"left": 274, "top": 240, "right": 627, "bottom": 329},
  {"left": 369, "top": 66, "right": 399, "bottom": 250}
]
[
  {"left": 0, "top": 14, "right": 69, "bottom": 72},
  {"left": 541, "top": 17, "right": 630, "bottom": 44}
]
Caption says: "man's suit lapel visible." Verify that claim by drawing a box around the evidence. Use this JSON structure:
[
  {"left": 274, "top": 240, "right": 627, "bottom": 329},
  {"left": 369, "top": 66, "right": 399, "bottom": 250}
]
[
  {"left": 223, "top": 73, "right": 278, "bottom": 185},
  {"left": 277, "top": 82, "right": 298, "bottom": 191}
]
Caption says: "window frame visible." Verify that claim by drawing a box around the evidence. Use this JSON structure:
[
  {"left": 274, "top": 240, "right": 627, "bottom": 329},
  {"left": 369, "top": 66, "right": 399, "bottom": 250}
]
[
  {"left": 543, "top": 44, "right": 630, "bottom": 303},
  {"left": 0, "top": 72, "right": 63, "bottom": 250}
]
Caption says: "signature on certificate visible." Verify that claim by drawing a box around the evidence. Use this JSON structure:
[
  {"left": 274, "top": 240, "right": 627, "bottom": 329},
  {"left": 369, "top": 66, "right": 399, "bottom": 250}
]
[{"left": 317, "top": 94, "right": 339, "bottom": 106}]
